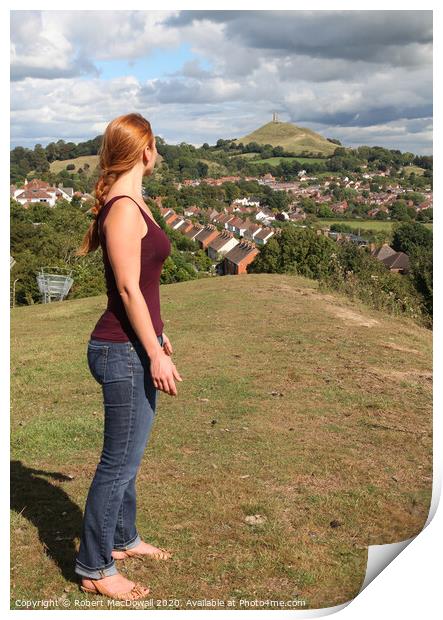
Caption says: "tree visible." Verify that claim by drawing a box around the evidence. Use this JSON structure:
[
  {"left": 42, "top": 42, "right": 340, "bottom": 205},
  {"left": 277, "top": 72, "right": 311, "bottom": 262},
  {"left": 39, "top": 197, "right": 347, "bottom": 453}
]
[
  {"left": 409, "top": 245, "right": 432, "bottom": 316},
  {"left": 391, "top": 221, "right": 432, "bottom": 254},
  {"left": 390, "top": 200, "right": 411, "bottom": 221},
  {"left": 249, "top": 227, "right": 336, "bottom": 279}
]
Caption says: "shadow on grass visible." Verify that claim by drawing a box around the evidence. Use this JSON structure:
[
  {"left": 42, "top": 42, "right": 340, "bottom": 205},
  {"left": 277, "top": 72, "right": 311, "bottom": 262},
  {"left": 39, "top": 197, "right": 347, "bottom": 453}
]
[{"left": 10, "top": 460, "right": 82, "bottom": 583}]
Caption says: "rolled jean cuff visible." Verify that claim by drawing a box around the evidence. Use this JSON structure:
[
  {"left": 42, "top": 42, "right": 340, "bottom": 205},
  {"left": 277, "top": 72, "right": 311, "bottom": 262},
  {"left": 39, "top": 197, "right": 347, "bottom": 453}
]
[
  {"left": 113, "top": 532, "right": 142, "bottom": 551},
  {"left": 74, "top": 558, "right": 118, "bottom": 579}
]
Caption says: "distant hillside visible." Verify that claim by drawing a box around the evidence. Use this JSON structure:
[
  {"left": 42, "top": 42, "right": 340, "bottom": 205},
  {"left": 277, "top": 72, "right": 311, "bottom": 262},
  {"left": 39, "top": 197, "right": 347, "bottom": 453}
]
[
  {"left": 50, "top": 155, "right": 99, "bottom": 177},
  {"left": 49, "top": 153, "right": 165, "bottom": 177},
  {"left": 234, "top": 120, "right": 339, "bottom": 156}
]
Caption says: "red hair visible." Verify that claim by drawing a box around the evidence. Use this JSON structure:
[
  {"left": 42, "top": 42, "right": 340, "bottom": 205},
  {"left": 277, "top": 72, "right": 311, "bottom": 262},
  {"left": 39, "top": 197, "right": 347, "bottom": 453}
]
[{"left": 76, "top": 113, "right": 155, "bottom": 255}]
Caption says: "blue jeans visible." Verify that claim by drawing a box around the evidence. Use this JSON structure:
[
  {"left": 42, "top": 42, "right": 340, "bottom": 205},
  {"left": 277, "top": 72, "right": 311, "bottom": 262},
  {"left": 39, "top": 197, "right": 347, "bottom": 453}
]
[{"left": 74, "top": 334, "right": 164, "bottom": 579}]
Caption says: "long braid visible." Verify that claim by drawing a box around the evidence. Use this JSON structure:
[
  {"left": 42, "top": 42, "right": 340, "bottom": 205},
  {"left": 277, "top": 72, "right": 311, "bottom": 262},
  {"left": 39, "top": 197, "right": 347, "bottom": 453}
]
[{"left": 75, "top": 169, "right": 118, "bottom": 255}]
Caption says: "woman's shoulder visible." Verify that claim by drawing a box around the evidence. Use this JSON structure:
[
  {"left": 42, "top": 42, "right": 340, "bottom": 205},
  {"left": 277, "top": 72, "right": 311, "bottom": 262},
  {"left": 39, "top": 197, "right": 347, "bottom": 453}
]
[{"left": 100, "top": 195, "right": 146, "bottom": 237}]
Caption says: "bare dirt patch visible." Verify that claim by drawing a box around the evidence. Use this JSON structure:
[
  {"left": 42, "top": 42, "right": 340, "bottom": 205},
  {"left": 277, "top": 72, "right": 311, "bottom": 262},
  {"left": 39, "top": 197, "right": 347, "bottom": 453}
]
[
  {"left": 322, "top": 303, "right": 379, "bottom": 327},
  {"left": 382, "top": 342, "right": 420, "bottom": 354}
]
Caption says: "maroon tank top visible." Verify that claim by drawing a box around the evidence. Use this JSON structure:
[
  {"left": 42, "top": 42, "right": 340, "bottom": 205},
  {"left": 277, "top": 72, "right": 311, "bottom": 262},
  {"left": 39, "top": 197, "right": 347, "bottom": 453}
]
[{"left": 90, "top": 195, "right": 171, "bottom": 342}]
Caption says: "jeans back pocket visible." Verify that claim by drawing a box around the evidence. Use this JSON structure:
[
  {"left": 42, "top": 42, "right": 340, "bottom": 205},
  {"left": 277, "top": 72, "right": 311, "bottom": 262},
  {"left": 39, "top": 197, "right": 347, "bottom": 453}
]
[{"left": 87, "top": 343, "right": 109, "bottom": 385}]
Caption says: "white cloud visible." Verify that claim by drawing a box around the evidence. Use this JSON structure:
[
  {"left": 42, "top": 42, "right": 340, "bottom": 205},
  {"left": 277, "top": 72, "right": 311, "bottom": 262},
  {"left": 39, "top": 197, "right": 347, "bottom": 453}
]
[{"left": 10, "top": 10, "right": 433, "bottom": 154}]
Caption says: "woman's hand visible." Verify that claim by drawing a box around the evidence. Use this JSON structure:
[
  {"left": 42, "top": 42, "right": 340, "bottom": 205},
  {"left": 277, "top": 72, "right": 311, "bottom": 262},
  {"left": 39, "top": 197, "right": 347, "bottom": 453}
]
[
  {"left": 150, "top": 347, "right": 182, "bottom": 396},
  {"left": 161, "top": 332, "right": 173, "bottom": 356}
]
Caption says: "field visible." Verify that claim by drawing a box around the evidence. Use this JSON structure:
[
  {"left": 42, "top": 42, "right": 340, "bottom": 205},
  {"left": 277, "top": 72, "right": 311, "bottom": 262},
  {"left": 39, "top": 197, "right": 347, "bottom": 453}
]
[
  {"left": 198, "top": 158, "right": 227, "bottom": 173},
  {"left": 10, "top": 273, "right": 432, "bottom": 609},
  {"left": 50, "top": 155, "right": 99, "bottom": 176},
  {"left": 402, "top": 166, "right": 426, "bottom": 176},
  {"left": 250, "top": 157, "right": 328, "bottom": 166},
  {"left": 316, "top": 219, "right": 433, "bottom": 233}
]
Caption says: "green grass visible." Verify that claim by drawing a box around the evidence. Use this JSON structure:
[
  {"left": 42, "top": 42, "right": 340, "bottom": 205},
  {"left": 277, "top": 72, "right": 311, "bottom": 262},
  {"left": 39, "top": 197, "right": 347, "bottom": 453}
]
[
  {"left": 402, "top": 165, "right": 426, "bottom": 176},
  {"left": 198, "top": 158, "right": 228, "bottom": 174},
  {"left": 234, "top": 121, "right": 338, "bottom": 156},
  {"left": 251, "top": 157, "right": 327, "bottom": 166},
  {"left": 316, "top": 219, "right": 433, "bottom": 232},
  {"left": 50, "top": 155, "right": 99, "bottom": 176},
  {"left": 10, "top": 274, "right": 432, "bottom": 609}
]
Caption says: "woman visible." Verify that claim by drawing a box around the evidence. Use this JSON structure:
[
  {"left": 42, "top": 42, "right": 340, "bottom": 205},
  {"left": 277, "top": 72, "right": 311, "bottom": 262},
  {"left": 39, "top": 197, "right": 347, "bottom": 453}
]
[{"left": 74, "top": 113, "right": 183, "bottom": 600}]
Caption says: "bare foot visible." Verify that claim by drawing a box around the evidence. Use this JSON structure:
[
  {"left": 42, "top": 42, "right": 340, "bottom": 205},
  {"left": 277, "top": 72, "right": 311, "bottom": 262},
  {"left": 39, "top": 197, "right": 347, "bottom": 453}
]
[
  {"left": 112, "top": 541, "right": 172, "bottom": 560},
  {"left": 81, "top": 573, "right": 137, "bottom": 595}
]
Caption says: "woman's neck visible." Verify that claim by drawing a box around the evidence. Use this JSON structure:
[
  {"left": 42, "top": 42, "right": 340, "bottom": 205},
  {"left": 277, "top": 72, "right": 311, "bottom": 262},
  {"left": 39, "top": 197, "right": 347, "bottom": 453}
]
[{"left": 111, "top": 164, "right": 145, "bottom": 201}]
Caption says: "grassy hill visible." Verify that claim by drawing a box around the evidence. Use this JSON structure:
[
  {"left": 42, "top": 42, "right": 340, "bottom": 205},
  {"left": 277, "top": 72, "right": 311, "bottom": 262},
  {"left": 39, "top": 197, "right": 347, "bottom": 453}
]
[
  {"left": 402, "top": 165, "right": 426, "bottom": 176},
  {"left": 234, "top": 121, "right": 339, "bottom": 156},
  {"left": 49, "top": 153, "right": 165, "bottom": 177},
  {"left": 10, "top": 273, "right": 432, "bottom": 608},
  {"left": 50, "top": 155, "right": 99, "bottom": 177}
]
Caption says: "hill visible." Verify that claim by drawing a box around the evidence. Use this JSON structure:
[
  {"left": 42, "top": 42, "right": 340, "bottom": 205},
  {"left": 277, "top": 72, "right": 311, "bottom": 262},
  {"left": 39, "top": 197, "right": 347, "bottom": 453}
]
[
  {"left": 49, "top": 153, "right": 165, "bottom": 177},
  {"left": 50, "top": 155, "right": 99, "bottom": 177},
  {"left": 10, "top": 273, "right": 432, "bottom": 608},
  {"left": 234, "top": 120, "right": 339, "bottom": 156}
]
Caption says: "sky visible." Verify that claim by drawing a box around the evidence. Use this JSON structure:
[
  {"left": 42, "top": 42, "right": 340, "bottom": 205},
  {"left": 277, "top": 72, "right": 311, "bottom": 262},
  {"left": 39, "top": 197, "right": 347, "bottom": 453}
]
[{"left": 10, "top": 10, "right": 433, "bottom": 154}]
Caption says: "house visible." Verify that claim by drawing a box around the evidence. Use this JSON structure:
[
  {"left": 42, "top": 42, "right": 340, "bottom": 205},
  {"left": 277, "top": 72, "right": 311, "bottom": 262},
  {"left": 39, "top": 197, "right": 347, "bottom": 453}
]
[
  {"left": 222, "top": 239, "right": 260, "bottom": 275},
  {"left": 212, "top": 212, "right": 236, "bottom": 228},
  {"left": 12, "top": 178, "right": 74, "bottom": 207},
  {"left": 232, "top": 197, "right": 260, "bottom": 208},
  {"left": 418, "top": 199, "right": 432, "bottom": 211},
  {"left": 243, "top": 223, "right": 263, "bottom": 241},
  {"left": 207, "top": 208, "right": 220, "bottom": 221},
  {"left": 367, "top": 207, "right": 389, "bottom": 218},
  {"left": 336, "top": 233, "right": 369, "bottom": 247},
  {"left": 15, "top": 188, "right": 56, "bottom": 207},
  {"left": 207, "top": 230, "right": 239, "bottom": 261},
  {"left": 166, "top": 214, "right": 187, "bottom": 231},
  {"left": 252, "top": 227, "right": 276, "bottom": 246},
  {"left": 255, "top": 208, "right": 275, "bottom": 224},
  {"left": 161, "top": 207, "right": 175, "bottom": 221},
  {"left": 370, "top": 243, "right": 397, "bottom": 261},
  {"left": 260, "top": 173, "right": 276, "bottom": 184},
  {"left": 194, "top": 224, "right": 221, "bottom": 250},
  {"left": 289, "top": 211, "right": 307, "bottom": 221},
  {"left": 370, "top": 243, "right": 410, "bottom": 274},
  {"left": 381, "top": 251, "right": 410, "bottom": 274},
  {"left": 183, "top": 205, "right": 202, "bottom": 217},
  {"left": 180, "top": 179, "right": 201, "bottom": 187},
  {"left": 183, "top": 223, "right": 205, "bottom": 241},
  {"left": 201, "top": 175, "right": 241, "bottom": 186},
  {"left": 226, "top": 216, "right": 249, "bottom": 237},
  {"left": 59, "top": 184, "right": 74, "bottom": 200},
  {"left": 275, "top": 211, "right": 290, "bottom": 222},
  {"left": 330, "top": 200, "right": 348, "bottom": 214}
]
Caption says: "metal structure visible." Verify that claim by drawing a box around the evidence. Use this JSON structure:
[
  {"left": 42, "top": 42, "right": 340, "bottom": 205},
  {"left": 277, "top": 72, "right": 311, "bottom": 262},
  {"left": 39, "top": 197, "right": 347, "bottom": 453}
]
[
  {"left": 11, "top": 278, "right": 19, "bottom": 308},
  {"left": 36, "top": 266, "right": 74, "bottom": 303}
]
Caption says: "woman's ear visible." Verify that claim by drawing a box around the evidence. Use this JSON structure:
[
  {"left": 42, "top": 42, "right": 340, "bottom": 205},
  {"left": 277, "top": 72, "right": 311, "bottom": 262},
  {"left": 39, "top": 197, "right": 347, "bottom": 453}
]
[{"left": 142, "top": 145, "right": 150, "bottom": 166}]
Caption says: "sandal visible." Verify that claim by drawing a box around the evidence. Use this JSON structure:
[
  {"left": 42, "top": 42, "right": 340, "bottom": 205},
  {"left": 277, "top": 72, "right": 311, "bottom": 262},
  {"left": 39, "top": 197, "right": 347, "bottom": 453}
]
[
  {"left": 113, "top": 546, "right": 172, "bottom": 561},
  {"left": 79, "top": 577, "right": 150, "bottom": 601}
]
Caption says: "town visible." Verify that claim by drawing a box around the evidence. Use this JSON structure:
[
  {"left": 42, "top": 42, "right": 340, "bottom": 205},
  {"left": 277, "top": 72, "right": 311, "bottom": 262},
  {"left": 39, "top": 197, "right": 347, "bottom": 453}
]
[{"left": 11, "top": 163, "right": 432, "bottom": 278}]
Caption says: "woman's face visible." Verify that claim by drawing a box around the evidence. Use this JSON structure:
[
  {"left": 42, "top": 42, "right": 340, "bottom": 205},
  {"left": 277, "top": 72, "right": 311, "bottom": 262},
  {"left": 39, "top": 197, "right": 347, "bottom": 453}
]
[{"left": 143, "top": 138, "right": 157, "bottom": 175}]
